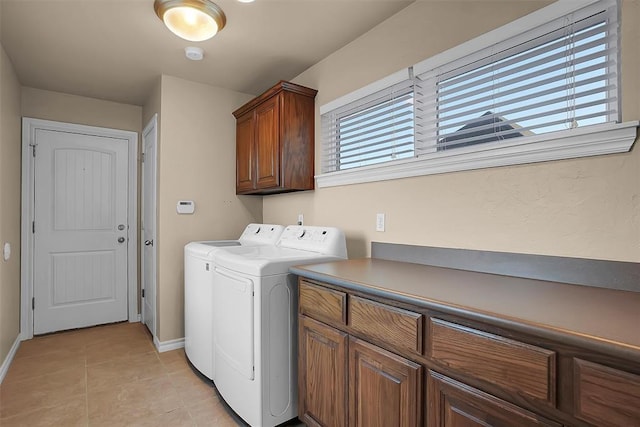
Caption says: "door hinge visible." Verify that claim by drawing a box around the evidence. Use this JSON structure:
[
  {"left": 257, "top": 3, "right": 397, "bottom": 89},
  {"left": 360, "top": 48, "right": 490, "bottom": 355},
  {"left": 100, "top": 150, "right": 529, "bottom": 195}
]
[
  {"left": 31, "top": 144, "right": 36, "bottom": 157},
  {"left": 142, "top": 289, "right": 145, "bottom": 298},
  {"left": 32, "top": 221, "right": 35, "bottom": 234},
  {"left": 32, "top": 297, "right": 35, "bottom": 310},
  {"left": 141, "top": 152, "right": 145, "bottom": 163}
]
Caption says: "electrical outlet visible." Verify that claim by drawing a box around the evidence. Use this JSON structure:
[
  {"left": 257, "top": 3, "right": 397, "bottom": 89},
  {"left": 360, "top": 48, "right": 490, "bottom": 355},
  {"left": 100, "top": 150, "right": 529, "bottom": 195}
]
[
  {"left": 297, "top": 214, "right": 304, "bottom": 226},
  {"left": 3, "top": 242, "right": 10, "bottom": 261},
  {"left": 376, "top": 213, "right": 385, "bottom": 232}
]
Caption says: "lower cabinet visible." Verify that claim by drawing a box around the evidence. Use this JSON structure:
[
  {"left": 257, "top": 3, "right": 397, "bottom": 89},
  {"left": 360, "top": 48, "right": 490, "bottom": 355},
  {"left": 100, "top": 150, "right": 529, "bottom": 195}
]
[
  {"left": 297, "top": 278, "right": 640, "bottom": 427},
  {"left": 298, "top": 314, "right": 422, "bottom": 427},
  {"left": 427, "top": 371, "right": 560, "bottom": 427},
  {"left": 298, "top": 315, "right": 348, "bottom": 427},
  {"left": 350, "top": 337, "right": 422, "bottom": 427}
]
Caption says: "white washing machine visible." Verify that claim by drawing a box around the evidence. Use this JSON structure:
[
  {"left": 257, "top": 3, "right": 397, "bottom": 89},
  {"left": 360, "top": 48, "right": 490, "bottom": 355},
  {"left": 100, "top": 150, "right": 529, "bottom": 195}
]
[
  {"left": 212, "top": 225, "right": 347, "bottom": 427},
  {"left": 184, "top": 223, "right": 284, "bottom": 380}
]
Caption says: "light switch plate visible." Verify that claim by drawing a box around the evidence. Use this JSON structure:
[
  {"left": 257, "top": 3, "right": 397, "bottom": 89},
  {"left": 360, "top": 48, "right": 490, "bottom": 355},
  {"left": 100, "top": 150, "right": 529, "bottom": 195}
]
[{"left": 376, "top": 213, "right": 385, "bottom": 232}]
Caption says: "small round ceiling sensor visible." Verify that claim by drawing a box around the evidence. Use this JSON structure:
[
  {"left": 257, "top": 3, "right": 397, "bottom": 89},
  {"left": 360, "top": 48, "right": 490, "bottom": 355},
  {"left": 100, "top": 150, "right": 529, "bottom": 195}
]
[{"left": 185, "top": 46, "right": 204, "bottom": 61}]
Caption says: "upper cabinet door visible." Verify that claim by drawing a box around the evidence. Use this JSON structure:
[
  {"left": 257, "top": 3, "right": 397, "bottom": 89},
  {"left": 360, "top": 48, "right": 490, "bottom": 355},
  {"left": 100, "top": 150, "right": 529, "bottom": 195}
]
[
  {"left": 236, "top": 110, "right": 255, "bottom": 193},
  {"left": 254, "top": 94, "right": 281, "bottom": 190}
]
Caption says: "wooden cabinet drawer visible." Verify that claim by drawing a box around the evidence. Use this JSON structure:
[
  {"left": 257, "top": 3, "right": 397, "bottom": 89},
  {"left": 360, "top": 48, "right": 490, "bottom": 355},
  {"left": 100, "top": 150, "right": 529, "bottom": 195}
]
[
  {"left": 573, "top": 359, "right": 640, "bottom": 426},
  {"left": 349, "top": 296, "right": 423, "bottom": 353},
  {"left": 299, "top": 280, "right": 346, "bottom": 325},
  {"left": 428, "top": 318, "right": 556, "bottom": 404}
]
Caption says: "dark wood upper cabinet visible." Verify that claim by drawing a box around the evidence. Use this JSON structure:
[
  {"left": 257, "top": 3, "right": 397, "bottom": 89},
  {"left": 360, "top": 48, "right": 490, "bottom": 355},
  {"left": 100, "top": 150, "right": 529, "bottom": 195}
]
[
  {"left": 235, "top": 110, "right": 254, "bottom": 193},
  {"left": 233, "top": 81, "right": 317, "bottom": 195}
]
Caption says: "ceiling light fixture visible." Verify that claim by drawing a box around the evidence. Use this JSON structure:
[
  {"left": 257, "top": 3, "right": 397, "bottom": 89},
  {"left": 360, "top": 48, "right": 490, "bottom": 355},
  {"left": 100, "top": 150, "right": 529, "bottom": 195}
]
[{"left": 154, "top": 0, "right": 226, "bottom": 42}]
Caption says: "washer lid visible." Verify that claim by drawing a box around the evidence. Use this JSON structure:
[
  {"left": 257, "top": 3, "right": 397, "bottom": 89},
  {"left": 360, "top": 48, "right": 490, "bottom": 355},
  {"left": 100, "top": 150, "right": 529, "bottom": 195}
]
[
  {"left": 183, "top": 223, "right": 285, "bottom": 257},
  {"left": 184, "top": 240, "right": 240, "bottom": 257},
  {"left": 213, "top": 245, "right": 343, "bottom": 276}
]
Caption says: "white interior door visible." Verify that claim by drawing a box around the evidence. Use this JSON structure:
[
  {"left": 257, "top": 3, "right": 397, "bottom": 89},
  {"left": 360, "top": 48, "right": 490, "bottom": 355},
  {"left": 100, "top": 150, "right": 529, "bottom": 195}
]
[
  {"left": 33, "top": 128, "right": 129, "bottom": 334},
  {"left": 141, "top": 115, "right": 157, "bottom": 337}
]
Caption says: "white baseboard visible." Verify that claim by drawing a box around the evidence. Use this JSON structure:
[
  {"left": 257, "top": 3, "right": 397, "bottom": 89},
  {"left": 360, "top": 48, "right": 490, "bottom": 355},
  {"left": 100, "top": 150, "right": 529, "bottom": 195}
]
[
  {"left": 154, "top": 336, "right": 185, "bottom": 353},
  {"left": 0, "top": 335, "right": 21, "bottom": 384}
]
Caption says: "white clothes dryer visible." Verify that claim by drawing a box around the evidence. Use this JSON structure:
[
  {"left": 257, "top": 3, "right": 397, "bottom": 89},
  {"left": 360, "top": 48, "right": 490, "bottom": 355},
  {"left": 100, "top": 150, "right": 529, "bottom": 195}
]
[
  {"left": 184, "top": 223, "right": 284, "bottom": 380},
  {"left": 211, "top": 225, "right": 347, "bottom": 427}
]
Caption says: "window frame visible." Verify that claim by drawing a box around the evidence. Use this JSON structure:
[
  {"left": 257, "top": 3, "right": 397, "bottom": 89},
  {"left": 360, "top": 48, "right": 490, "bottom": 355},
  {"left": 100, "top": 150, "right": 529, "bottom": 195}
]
[{"left": 317, "top": 0, "right": 637, "bottom": 189}]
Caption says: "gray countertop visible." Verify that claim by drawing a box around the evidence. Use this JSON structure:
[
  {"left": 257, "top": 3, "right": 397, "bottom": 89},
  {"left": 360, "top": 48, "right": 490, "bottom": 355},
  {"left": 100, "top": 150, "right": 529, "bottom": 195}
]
[{"left": 291, "top": 258, "right": 640, "bottom": 361}]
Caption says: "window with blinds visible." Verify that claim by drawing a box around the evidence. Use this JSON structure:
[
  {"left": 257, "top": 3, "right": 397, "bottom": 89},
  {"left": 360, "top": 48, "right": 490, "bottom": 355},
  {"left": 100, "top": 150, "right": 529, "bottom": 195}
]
[
  {"left": 414, "top": 1, "right": 619, "bottom": 154},
  {"left": 318, "top": 0, "right": 631, "bottom": 185},
  {"left": 321, "top": 79, "right": 414, "bottom": 173}
]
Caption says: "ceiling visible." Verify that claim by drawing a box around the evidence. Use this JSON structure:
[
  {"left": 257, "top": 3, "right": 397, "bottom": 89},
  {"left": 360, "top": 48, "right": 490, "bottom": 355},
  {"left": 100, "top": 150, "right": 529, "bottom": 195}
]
[{"left": 0, "top": 0, "right": 413, "bottom": 106}]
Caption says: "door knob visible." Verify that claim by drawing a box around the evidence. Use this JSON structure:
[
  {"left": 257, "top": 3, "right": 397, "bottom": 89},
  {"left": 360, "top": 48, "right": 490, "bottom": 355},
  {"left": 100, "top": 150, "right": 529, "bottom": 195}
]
[
  {"left": 118, "top": 237, "right": 126, "bottom": 243},
  {"left": 144, "top": 240, "right": 154, "bottom": 246}
]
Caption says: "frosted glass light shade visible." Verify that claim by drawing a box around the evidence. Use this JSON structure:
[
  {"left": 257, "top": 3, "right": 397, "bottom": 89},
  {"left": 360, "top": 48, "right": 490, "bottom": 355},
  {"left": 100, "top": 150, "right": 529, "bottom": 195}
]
[{"left": 154, "top": 0, "right": 226, "bottom": 42}]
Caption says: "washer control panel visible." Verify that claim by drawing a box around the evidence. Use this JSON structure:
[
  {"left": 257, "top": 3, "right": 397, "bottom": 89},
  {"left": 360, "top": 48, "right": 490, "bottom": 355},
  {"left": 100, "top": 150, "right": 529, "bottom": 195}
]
[
  {"left": 238, "top": 223, "right": 285, "bottom": 245},
  {"left": 277, "top": 225, "right": 347, "bottom": 258}
]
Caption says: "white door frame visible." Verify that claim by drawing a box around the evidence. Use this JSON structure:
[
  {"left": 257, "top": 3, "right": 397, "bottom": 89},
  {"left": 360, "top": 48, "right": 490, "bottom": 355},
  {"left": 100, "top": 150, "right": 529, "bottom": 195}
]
[
  {"left": 20, "top": 118, "right": 139, "bottom": 340},
  {"left": 141, "top": 114, "right": 158, "bottom": 339}
]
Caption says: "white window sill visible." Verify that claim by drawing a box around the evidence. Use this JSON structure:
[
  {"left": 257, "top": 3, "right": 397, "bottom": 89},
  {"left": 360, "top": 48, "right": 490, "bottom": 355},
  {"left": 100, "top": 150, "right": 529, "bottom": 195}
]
[{"left": 316, "top": 121, "right": 639, "bottom": 189}]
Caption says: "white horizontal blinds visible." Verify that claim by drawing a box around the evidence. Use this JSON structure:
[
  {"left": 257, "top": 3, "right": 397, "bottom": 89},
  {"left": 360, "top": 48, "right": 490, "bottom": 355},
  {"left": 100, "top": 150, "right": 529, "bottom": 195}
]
[
  {"left": 414, "top": 1, "right": 618, "bottom": 153},
  {"left": 321, "top": 79, "right": 415, "bottom": 173}
]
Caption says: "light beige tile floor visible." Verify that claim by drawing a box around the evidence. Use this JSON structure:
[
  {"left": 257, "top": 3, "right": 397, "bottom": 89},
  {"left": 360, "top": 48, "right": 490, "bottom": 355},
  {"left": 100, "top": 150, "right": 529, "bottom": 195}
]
[{"left": 0, "top": 322, "right": 242, "bottom": 426}]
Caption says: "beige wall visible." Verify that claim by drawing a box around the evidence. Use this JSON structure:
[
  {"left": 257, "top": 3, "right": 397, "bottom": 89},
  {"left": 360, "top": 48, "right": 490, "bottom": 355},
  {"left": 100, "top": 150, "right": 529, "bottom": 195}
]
[
  {"left": 264, "top": 0, "right": 640, "bottom": 262},
  {"left": 154, "top": 75, "right": 260, "bottom": 342},
  {"left": 22, "top": 87, "right": 142, "bottom": 133},
  {"left": 0, "top": 44, "right": 22, "bottom": 365}
]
